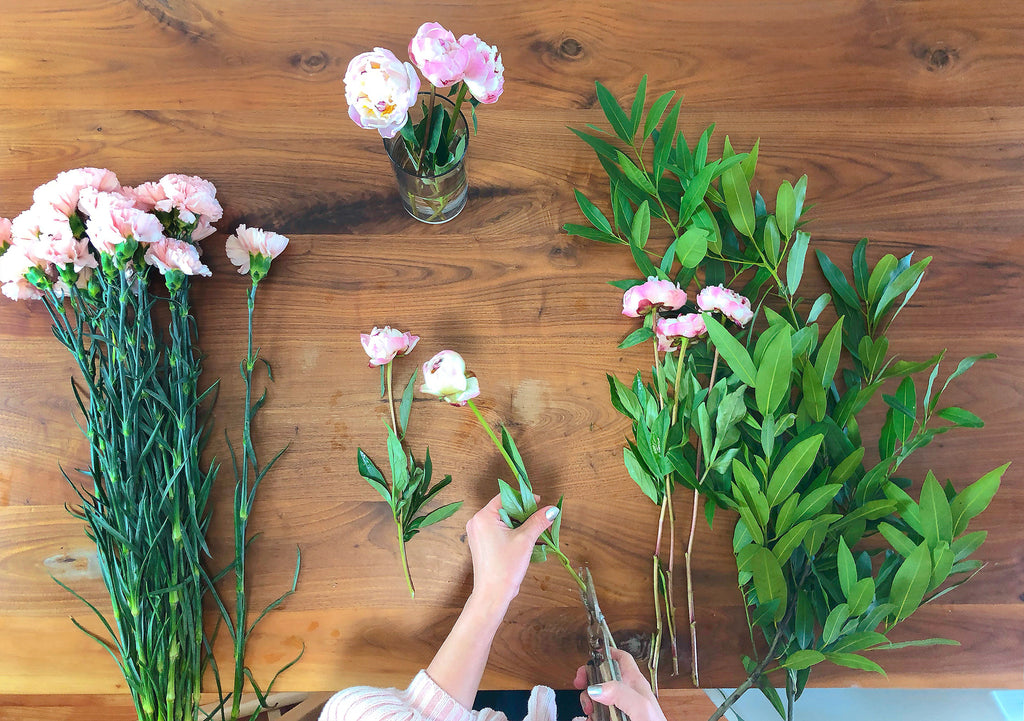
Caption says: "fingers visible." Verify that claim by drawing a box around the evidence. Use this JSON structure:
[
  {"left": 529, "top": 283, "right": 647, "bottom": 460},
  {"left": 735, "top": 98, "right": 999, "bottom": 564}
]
[
  {"left": 573, "top": 664, "right": 589, "bottom": 690},
  {"left": 516, "top": 504, "right": 558, "bottom": 544},
  {"left": 586, "top": 680, "right": 663, "bottom": 721},
  {"left": 578, "top": 690, "right": 593, "bottom": 717}
]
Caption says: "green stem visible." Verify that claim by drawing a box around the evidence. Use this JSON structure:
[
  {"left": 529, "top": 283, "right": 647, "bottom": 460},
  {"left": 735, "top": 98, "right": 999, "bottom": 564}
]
[
  {"left": 446, "top": 82, "right": 469, "bottom": 145},
  {"left": 466, "top": 399, "right": 520, "bottom": 481},
  {"left": 417, "top": 85, "right": 437, "bottom": 170},
  {"left": 396, "top": 514, "right": 415, "bottom": 598},
  {"left": 386, "top": 361, "right": 398, "bottom": 433}
]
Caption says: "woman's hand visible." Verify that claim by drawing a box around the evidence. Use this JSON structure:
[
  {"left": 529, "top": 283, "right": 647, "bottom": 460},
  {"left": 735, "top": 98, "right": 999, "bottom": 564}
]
[
  {"left": 574, "top": 648, "right": 667, "bottom": 721},
  {"left": 465, "top": 493, "right": 559, "bottom": 609}
]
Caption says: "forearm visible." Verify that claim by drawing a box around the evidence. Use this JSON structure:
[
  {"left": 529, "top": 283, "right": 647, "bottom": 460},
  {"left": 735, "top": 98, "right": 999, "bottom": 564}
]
[{"left": 426, "top": 592, "right": 510, "bottom": 708}]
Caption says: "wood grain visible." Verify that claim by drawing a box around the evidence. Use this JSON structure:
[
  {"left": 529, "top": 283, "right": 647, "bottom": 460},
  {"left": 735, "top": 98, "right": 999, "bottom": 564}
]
[{"left": 0, "top": 0, "right": 1022, "bottom": 708}]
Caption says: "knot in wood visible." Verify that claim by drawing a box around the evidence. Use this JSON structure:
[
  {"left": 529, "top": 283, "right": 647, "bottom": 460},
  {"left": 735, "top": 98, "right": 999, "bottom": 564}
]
[
  {"left": 559, "top": 38, "right": 583, "bottom": 59},
  {"left": 291, "top": 50, "right": 330, "bottom": 74}
]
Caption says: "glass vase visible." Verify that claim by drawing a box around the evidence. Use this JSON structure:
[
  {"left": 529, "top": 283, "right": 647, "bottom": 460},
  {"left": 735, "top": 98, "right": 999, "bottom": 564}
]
[{"left": 383, "top": 92, "right": 469, "bottom": 224}]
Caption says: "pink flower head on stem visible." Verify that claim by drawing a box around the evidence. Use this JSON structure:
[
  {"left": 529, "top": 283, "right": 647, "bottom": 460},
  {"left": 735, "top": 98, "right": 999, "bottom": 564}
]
[
  {"left": 345, "top": 47, "right": 421, "bottom": 139},
  {"left": 696, "top": 284, "right": 753, "bottom": 327},
  {"left": 0, "top": 217, "right": 11, "bottom": 250},
  {"left": 225, "top": 224, "right": 289, "bottom": 282},
  {"left": 0, "top": 246, "right": 46, "bottom": 301},
  {"left": 656, "top": 313, "right": 707, "bottom": 353},
  {"left": 33, "top": 167, "right": 120, "bottom": 217},
  {"left": 458, "top": 34, "right": 504, "bottom": 104},
  {"left": 420, "top": 350, "right": 480, "bottom": 406},
  {"left": 83, "top": 193, "right": 164, "bottom": 256},
  {"left": 144, "top": 238, "right": 212, "bottom": 278},
  {"left": 361, "top": 326, "right": 420, "bottom": 367},
  {"left": 155, "top": 174, "right": 224, "bottom": 240},
  {"left": 408, "top": 22, "right": 469, "bottom": 88},
  {"left": 622, "top": 276, "right": 688, "bottom": 318}
]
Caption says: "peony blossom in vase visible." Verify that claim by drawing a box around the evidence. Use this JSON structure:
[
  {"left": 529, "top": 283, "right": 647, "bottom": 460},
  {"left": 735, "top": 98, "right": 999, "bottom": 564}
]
[{"left": 344, "top": 21, "right": 504, "bottom": 223}]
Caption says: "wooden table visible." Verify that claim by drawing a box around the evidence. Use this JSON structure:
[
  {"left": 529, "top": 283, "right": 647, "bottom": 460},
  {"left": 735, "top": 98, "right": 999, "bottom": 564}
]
[{"left": 1, "top": 1, "right": 1022, "bottom": 716}]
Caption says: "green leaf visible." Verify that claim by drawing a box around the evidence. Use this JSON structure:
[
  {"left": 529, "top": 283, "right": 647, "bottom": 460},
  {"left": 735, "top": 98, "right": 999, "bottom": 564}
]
[
  {"left": 357, "top": 448, "right": 386, "bottom": 488},
  {"left": 824, "top": 652, "right": 886, "bottom": 676},
  {"left": 733, "top": 461, "right": 770, "bottom": 528},
  {"left": 569, "top": 126, "right": 620, "bottom": 162},
  {"left": 829, "top": 630, "right": 889, "bottom": 653},
  {"left": 497, "top": 478, "right": 525, "bottom": 520},
  {"left": 795, "top": 591, "right": 814, "bottom": 648},
  {"left": 794, "top": 483, "right": 841, "bottom": 523},
  {"left": 624, "top": 447, "right": 661, "bottom": 505},
  {"left": 775, "top": 494, "right": 800, "bottom": 536},
  {"left": 675, "top": 226, "right": 709, "bottom": 268},
  {"left": 563, "top": 223, "right": 621, "bottom": 244},
  {"left": 786, "top": 230, "right": 811, "bottom": 295},
  {"left": 703, "top": 314, "right": 757, "bottom": 387},
  {"left": 766, "top": 435, "right": 824, "bottom": 508},
  {"left": 741, "top": 138, "right": 760, "bottom": 182},
  {"left": 413, "top": 500, "right": 463, "bottom": 530},
  {"left": 399, "top": 369, "right": 417, "bottom": 438},
  {"left": 877, "top": 522, "right": 917, "bottom": 558},
  {"left": 738, "top": 505, "right": 765, "bottom": 546},
  {"left": 776, "top": 181, "right": 796, "bottom": 239},
  {"left": 950, "top": 463, "right": 1007, "bottom": 535},
  {"left": 755, "top": 327, "right": 793, "bottom": 418},
  {"left": 920, "top": 472, "right": 953, "bottom": 548},
  {"left": 772, "top": 520, "right": 812, "bottom": 565},
  {"left": 654, "top": 100, "right": 681, "bottom": 173},
  {"left": 807, "top": 293, "right": 831, "bottom": 323},
  {"left": 595, "top": 81, "right": 633, "bottom": 143},
  {"left": 750, "top": 547, "right": 788, "bottom": 621},
  {"left": 782, "top": 650, "right": 825, "bottom": 671},
  {"left": 574, "top": 189, "right": 614, "bottom": 236},
  {"left": 386, "top": 427, "right": 409, "bottom": 497},
  {"left": 815, "top": 250, "right": 861, "bottom": 310},
  {"left": 874, "top": 258, "right": 932, "bottom": 324},
  {"left": 851, "top": 239, "right": 870, "bottom": 300},
  {"left": 678, "top": 161, "right": 720, "bottom": 226},
  {"left": 721, "top": 140, "right": 755, "bottom": 238},
  {"left": 888, "top": 542, "right": 932, "bottom": 622},
  {"left": 643, "top": 90, "right": 676, "bottom": 140},
  {"left": 608, "top": 374, "right": 642, "bottom": 419},
  {"left": 939, "top": 353, "right": 997, "bottom": 401},
  {"left": 617, "top": 151, "right": 658, "bottom": 195},
  {"left": 829, "top": 447, "right": 864, "bottom": 485},
  {"left": 893, "top": 377, "right": 916, "bottom": 442},
  {"left": 867, "top": 253, "right": 898, "bottom": 303},
  {"left": 838, "top": 536, "right": 857, "bottom": 597},
  {"left": 823, "top": 603, "right": 851, "bottom": 645},
  {"left": 876, "top": 637, "right": 959, "bottom": 650},
  {"left": 937, "top": 407, "right": 984, "bottom": 428},
  {"left": 619, "top": 326, "right": 655, "bottom": 349},
  {"left": 630, "top": 200, "right": 652, "bottom": 249},
  {"left": 629, "top": 75, "right": 647, "bottom": 137},
  {"left": 847, "top": 577, "right": 875, "bottom": 616},
  {"left": 814, "top": 317, "right": 844, "bottom": 389},
  {"left": 950, "top": 530, "right": 987, "bottom": 562}
]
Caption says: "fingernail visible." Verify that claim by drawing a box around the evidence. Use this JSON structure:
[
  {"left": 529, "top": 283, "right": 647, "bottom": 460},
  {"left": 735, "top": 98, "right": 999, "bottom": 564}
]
[
  {"left": 545, "top": 507, "right": 560, "bottom": 521},
  {"left": 587, "top": 684, "right": 603, "bottom": 697}
]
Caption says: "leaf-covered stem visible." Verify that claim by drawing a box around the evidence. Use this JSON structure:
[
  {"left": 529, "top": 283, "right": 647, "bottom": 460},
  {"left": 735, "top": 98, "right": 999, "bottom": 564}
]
[{"left": 467, "top": 399, "right": 520, "bottom": 483}]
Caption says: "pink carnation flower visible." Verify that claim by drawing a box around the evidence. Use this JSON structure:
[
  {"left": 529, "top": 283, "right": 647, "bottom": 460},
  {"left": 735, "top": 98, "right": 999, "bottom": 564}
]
[
  {"left": 458, "top": 34, "right": 504, "bottom": 104},
  {"left": 420, "top": 350, "right": 480, "bottom": 406},
  {"left": 360, "top": 326, "right": 420, "bottom": 367},
  {"left": 0, "top": 246, "right": 44, "bottom": 301},
  {"left": 123, "top": 182, "right": 167, "bottom": 211},
  {"left": 225, "top": 224, "right": 289, "bottom": 275},
  {"left": 155, "top": 174, "right": 224, "bottom": 232},
  {"left": 0, "top": 217, "right": 11, "bottom": 247},
  {"left": 33, "top": 167, "right": 120, "bottom": 217},
  {"left": 409, "top": 22, "right": 469, "bottom": 88},
  {"left": 656, "top": 313, "right": 707, "bottom": 352},
  {"left": 144, "top": 238, "right": 212, "bottom": 278},
  {"left": 622, "top": 276, "right": 688, "bottom": 317},
  {"left": 345, "top": 47, "right": 421, "bottom": 139},
  {"left": 697, "top": 284, "right": 753, "bottom": 327},
  {"left": 84, "top": 193, "right": 164, "bottom": 255}
]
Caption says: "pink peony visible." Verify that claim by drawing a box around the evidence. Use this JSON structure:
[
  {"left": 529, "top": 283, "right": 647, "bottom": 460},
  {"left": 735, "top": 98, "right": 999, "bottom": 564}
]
[
  {"left": 144, "top": 238, "right": 212, "bottom": 278},
  {"left": 458, "top": 34, "right": 504, "bottom": 104},
  {"left": 420, "top": 350, "right": 480, "bottom": 406},
  {"left": 408, "top": 22, "right": 469, "bottom": 88},
  {"left": 697, "top": 284, "right": 754, "bottom": 327},
  {"left": 656, "top": 313, "right": 707, "bottom": 352},
  {"left": 360, "top": 326, "right": 420, "bottom": 367},
  {"left": 225, "top": 224, "right": 289, "bottom": 275},
  {"left": 345, "top": 47, "right": 421, "bottom": 139},
  {"left": 84, "top": 194, "right": 164, "bottom": 255},
  {"left": 33, "top": 167, "right": 120, "bottom": 217},
  {"left": 622, "top": 276, "right": 688, "bottom": 317}
]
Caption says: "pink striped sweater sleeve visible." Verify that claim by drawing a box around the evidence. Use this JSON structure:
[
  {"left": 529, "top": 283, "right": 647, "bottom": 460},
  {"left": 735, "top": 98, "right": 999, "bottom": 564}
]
[{"left": 319, "top": 671, "right": 511, "bottom": 721}]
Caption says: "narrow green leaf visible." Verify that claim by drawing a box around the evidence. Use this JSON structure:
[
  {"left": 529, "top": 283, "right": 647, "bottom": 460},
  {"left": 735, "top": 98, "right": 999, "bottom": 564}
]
[
  {"left": 814, "top": 317, "right": 844, "bottom": 389},
  {"left": 413, "top": 500, "right": 463, "bottom": 529},
  {"left": 829, "top": 447, "right": 865, "bottom": 485},
  {"left": 815, "top": 250, "right": 861, "bottom": 310},
  {"left": 563, "top": 223, "right": 621, "bottom": 244},
  {"left": 398, "top": 369, "right": 417, "bottom": 438},
  {"left": 852, "top": 239, "right": 870, "bottom": 300},
  {"left": 794, "top": 483, "right": 841, "bottom": 523},
  {"left": 617, "top": 151, "right": 658, "bottom": 195},
  {"left": 920, "top": 472, "right": 953, "bottom": 547},
  {"left": 624, "top": 447, "right": 661, "bottom": 505},
  {"left": 950, "top": 463, "right": 1007, "bottom": 535},
  {"left": 786, "top": 231, "right": 811, "bottom": 295},
  {"left": 766, "top": 435, "right": 824, "bottom": 508},
  {"left": 776, "top": 181, "right": 796, "bottom": 239},
  {"left": 595, "top": 81, "right": 633, "bottom": 142},
  {"left": 678, "top": 161, "right": 719, "bottom": 226},
  {"left": 937, "top": 407, "right": 984, "bottom": 428},
  {"left": 703, "top": 314, "right": 757, "bottom": 387},
  {"left": 721, "top": 140, "right": 755, "bottom": 238},
  {"left": 867, "top": 253, "right": 898, "bottom": 304},
  {"left": 782, "top": 650, "right": 825, "bottom": 670},
  {"left": 877, "top": 637, "right": 959, "bottom": 650},
  {"left": 619, "top": 326, "right": 655, "bottom": 349},
  {"left": 824, "top": 652, "right": 886, "bottom": 676},
  {"left": 755, "top": 326, "right": 793, "bottom": 418},
  {"left": 772, "top": 520, "right": 812, "bottom": 565},
  {"left": 878, "top": 522, "right": 918, "bottom": 558},
  {"left": 828, "top": 630, "right": 889, "bottom": 653},
  {"left": 643, "top": 90, "right": 676, "bottom": 140},
  {"left": 838, "top": 536, "right": 857, "bottom": 597},
  {"left": 874, "top": 258, "right": 932, "bottom": 324},
  {"left": 574, "top": 189, "right": 614, "bottom": 235},
  {"left": 888, "top": 542, "right": 932, "bottom": 622},
  {"left": 750, "top": 547, "right": 788, "bottom": 621},
  {"left": 847, "top": 577, "right": 875, "bottom": 616},
  {"left": 569, "top": 126, "right": 620, "bottom": 162},
  {"left": 950, "top": 530, "right": 987, "bottom": 562},
  {"left": 675, "top": 226, "right": 709, "bottom": 268},
  {"left": 386, "top": 427, "right": 409, "bottom": 496},
  {"left": 629, "top": 75, "right": 647, "bottom": 137},
  {"left": 823, "top": 603, "right": 851, "bottom": 645},
  {"left": 631, "top": 200, "right": 652, "bottom": 249}
]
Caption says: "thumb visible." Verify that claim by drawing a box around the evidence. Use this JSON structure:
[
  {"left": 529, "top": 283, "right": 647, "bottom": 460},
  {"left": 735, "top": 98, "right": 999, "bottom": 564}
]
[
  {"left": 586, "top": 681, "right": 656, "bottom": 720},
  {"left": 517, "top": 505, "right": 559, "bottom": 543}
]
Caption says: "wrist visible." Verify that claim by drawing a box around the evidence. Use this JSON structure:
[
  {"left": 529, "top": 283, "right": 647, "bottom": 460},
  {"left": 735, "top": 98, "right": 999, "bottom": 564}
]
[{"left": 465, "top": 590, "right": 513, "bottom": 626}]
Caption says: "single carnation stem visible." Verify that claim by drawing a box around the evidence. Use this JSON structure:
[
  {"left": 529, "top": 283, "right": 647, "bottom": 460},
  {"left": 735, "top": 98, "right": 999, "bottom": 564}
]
[{"left": 386, "top": 361, "right": 398, "bottom": 434}]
